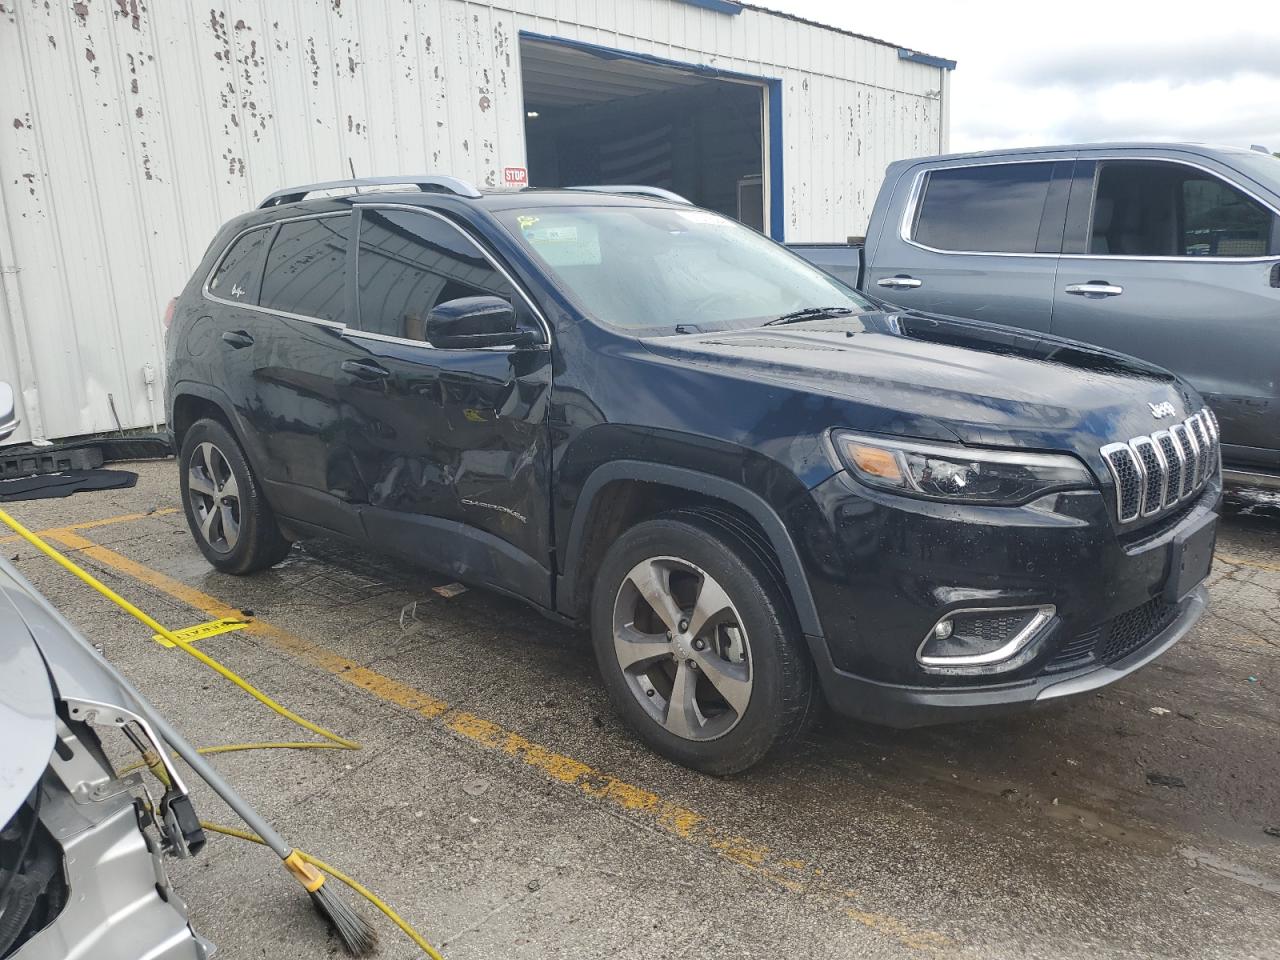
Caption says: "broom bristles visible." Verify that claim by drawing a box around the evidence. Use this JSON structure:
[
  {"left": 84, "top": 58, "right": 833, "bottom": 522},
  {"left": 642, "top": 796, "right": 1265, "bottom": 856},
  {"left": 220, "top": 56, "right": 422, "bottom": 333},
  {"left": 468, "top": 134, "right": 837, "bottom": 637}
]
[{"left": 310, "top": 882, "right": 378, "bottom": 956}]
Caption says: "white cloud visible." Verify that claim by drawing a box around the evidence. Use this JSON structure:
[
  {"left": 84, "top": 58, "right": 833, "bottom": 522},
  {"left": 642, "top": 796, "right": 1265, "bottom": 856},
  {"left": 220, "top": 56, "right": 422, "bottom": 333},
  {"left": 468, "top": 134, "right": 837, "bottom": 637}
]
[{"left": 751, "top": 0, "right": 1280, "bottom": 154}]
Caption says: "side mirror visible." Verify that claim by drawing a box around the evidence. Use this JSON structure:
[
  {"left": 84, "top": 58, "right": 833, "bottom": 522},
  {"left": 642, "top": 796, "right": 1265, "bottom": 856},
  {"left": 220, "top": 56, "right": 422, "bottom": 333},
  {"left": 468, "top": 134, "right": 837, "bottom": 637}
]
[
  {"left": 0, "top": 383, "right": 19, "bottom": 443},
  {"left": 425, "top": 296, "right": 530, "bottom": 349}
]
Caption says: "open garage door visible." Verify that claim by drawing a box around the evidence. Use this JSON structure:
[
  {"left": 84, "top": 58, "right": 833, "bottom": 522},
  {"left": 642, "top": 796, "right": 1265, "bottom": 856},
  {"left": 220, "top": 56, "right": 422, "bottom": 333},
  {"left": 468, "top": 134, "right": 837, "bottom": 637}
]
[{"left": 520, "top": 36, "right": 774, "bottom": 235}]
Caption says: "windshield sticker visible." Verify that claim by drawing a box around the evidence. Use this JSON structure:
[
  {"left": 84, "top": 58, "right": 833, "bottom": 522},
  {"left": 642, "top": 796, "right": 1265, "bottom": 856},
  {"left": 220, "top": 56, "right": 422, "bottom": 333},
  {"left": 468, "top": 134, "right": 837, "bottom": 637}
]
[
  {"left": 523, "top": 221, "right": 602, "bottom": 266},
  {"left": 516, "top": 215, "right": 539, "bottom": 229}
]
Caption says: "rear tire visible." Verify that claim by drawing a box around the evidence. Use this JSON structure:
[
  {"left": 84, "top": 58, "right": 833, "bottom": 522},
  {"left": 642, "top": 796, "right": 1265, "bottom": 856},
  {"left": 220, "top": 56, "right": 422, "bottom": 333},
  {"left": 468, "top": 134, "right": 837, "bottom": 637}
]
[
  {"left": 179, "top": 418, "right": 292, "bottom": 574},
  {"left": 590, "top": 513, "right": 815, "bottom": 775}
]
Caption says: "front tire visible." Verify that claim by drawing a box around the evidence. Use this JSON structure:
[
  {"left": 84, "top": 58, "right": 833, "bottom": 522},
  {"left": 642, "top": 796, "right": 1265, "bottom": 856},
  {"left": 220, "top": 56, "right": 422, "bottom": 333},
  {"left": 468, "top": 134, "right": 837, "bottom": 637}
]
[
  {"left": 179, "top": 418, "right": 292, "bottom": 574},
  {"left": 590, "top": 513, "right": 816, "bottom": 775}
]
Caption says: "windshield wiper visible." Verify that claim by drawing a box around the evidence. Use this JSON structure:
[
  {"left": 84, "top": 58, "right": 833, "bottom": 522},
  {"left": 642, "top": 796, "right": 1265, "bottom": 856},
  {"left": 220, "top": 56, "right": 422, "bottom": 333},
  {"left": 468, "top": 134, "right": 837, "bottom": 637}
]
[{"left": 763, "top": 306, "right": 856, "bottom": 327}]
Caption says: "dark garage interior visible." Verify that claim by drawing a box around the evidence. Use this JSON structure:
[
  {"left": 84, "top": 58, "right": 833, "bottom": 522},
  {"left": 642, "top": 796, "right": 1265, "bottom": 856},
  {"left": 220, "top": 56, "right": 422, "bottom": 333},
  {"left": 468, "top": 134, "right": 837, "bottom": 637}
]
[{"left": 521, "top": 37, "right": 767, "bottom": 231}]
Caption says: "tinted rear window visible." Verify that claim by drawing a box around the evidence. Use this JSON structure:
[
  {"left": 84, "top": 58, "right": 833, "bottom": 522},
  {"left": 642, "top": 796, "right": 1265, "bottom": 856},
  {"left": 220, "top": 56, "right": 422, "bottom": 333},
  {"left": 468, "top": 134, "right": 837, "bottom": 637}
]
[
  {"left": 259, "top": 215, "right": 350, "bottom": 322},
  {"left": 208, "top": 226, "right": 269, "bottom": 301},
  {"left": 913, "top": 163, "right": 1054, "bottom": 253}
]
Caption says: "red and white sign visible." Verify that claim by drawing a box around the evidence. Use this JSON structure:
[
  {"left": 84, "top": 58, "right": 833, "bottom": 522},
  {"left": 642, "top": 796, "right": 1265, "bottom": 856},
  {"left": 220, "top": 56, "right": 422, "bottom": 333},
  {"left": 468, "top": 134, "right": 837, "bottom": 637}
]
[{"left": 503, "top": 166, "right": 528, "bottom": 187}]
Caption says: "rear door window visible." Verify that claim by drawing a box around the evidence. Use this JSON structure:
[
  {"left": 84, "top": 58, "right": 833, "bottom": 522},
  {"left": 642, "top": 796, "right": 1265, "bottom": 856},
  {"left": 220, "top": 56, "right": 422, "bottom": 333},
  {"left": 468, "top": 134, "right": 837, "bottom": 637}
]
[
  {"left": 1090, "top": 160, "right": 1278, "bottom": 257},
  {"left": 912, "top": 163, "right": 1057, "bottom": 253},
  {"left": 208, "top": 226, "right": 270, "bottom": 302},
  {"left": 259, "top": 214, "right": 351, "bottom": 322},
  {"left": 354, "top": 208, "right": 515, "bottom": 343}
]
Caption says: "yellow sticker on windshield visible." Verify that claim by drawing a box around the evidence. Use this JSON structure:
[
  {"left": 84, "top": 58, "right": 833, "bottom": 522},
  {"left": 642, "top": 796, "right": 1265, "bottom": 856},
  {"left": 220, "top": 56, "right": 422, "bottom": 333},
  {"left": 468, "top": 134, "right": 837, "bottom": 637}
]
[{"left": 516, "top": 215, "right": 540, "bottom": 229}]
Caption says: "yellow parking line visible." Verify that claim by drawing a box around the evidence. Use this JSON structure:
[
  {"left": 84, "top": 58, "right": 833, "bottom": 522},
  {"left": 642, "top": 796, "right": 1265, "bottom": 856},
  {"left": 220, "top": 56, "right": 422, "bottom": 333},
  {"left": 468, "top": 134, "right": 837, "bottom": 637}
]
[
  {"left": 43, "top": 524, "right": 952, "bottom": 954},
  {"left": 0, "top": 507, "right": 179, "bottom": 545},
  {"left": 1215, "top": 552, "right": 1280, "bottom": 576}
]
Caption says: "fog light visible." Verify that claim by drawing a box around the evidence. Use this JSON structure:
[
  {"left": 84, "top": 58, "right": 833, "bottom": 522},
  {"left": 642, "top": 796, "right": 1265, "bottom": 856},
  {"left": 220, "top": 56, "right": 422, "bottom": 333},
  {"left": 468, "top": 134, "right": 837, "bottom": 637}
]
[{"left": 917, "top": 605, "right": 1055, "bottom": 671}]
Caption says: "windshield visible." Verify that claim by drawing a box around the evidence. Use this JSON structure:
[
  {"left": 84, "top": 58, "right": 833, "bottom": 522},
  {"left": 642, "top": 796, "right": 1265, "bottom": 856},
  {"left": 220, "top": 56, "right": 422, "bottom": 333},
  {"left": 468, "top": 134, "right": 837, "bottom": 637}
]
[
  {"left": 495, "top": 205, "right": 875, "bottom": 334},
  {"left": 1229, "top": 150, "right": 1280, "bottom": 198}
]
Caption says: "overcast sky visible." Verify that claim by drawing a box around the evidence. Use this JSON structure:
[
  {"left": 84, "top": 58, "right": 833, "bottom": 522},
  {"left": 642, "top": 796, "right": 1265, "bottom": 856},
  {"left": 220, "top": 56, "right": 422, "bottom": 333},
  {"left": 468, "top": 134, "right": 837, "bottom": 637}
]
[{"left": 756, "top": 0, "right": 1280, "bottom": 154}]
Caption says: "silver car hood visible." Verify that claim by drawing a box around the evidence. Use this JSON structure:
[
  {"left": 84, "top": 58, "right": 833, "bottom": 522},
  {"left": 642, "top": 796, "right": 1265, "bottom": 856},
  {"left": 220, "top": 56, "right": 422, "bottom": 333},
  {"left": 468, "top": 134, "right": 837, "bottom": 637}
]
[
  {"left": 0, "top": 578, "right": 56, "bottom": 826},
  {"left": 0, "top": 557, "right": 154, "bottom": 825}
]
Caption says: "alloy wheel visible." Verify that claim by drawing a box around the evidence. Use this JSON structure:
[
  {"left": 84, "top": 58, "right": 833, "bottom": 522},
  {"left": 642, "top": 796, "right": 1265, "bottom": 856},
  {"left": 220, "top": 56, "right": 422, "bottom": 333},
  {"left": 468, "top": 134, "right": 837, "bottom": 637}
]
[
  {"left": 611, "top": 556, "right": 753, "bottom": 741},
  {"left": 187, "top": 441, "right": 241, "bottom": 554}
]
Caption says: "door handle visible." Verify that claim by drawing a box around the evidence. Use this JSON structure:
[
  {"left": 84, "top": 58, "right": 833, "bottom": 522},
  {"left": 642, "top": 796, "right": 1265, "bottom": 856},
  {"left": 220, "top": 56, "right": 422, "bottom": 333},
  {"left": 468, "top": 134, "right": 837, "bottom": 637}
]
[
  {"left": 220, "top": 330, "right": 254, "bottom": 349},
  {"left": 340, "top": 358, "right": 392, "bottom": 381},
  {"left": 877, "top": 275, "right": 923, "bottom": 289},
  {"left": 1064, "top": 282, "right": 1124, "bottom": 298}
]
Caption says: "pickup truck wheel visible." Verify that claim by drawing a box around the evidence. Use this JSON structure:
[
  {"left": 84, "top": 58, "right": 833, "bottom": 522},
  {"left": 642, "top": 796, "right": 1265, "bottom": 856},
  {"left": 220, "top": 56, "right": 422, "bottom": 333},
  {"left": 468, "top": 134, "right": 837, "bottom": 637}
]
[
  {"left": 179, "top": 418, "right": 292, "bottom": 574},
  {"left": 591, "top": 514, "right": 815, "bottom": 775}
]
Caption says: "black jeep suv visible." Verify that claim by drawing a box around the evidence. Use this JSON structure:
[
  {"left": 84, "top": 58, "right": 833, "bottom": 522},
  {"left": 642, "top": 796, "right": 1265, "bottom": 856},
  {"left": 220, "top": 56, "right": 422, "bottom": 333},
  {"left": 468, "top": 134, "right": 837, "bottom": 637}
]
[{"left": 166, "top": 176, "right": 1221, "bottom": 774}]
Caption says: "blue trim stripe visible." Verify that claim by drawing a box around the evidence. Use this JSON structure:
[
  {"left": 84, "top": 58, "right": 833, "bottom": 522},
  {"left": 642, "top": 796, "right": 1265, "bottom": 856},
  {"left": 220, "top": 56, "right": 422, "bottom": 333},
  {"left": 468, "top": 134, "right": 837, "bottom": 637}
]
[
  {"left": 767, "top": 80, "right": 784, "bottom": 241},
  {"left": 676, "top": 0, "right": 743, "bottom": 13},
  {"left": 898, "top": 48, "right": 957, "bottom": 71},
  {"left": 519, "top": 32, "right": 785, "bottom": 239}
]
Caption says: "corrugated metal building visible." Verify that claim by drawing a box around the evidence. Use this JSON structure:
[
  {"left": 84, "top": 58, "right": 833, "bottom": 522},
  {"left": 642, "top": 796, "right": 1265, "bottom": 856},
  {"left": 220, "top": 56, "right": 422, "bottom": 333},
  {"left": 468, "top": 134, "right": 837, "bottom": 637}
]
[{"left": 0, "top": 0, "right": 952, "bottom": 444}]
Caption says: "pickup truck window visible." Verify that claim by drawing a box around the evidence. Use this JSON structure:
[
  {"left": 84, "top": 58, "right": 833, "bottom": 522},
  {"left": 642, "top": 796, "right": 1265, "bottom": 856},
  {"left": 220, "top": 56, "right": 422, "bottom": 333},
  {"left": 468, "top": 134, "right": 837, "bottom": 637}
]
[
  {"left": 496, "top": 205, "right": 873, "bottom": 334},
  {"left": 912, "top": 163, "right": 1055, "bottom": 254},
  {"left": 1090, "top": 160, "right": 1278, "bottom": 258}
]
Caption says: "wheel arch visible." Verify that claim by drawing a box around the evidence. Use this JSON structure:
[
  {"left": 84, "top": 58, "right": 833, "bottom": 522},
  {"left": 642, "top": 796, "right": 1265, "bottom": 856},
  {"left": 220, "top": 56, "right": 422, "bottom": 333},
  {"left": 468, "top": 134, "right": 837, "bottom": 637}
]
[
  {"left": 169, "top": 382, "right": 263, "bottom": 465},
  {"left": 556, "top": 461, "right": 823, "bottom": 638}
]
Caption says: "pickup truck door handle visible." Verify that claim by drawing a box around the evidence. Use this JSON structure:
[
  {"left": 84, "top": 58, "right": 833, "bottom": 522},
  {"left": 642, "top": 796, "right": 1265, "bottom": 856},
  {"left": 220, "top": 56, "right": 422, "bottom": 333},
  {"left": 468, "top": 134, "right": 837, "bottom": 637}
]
[
  {"left": 877, "top": 275, "right": 923, "bottom": 289},
  {"left": 1064, "top": 282, "right": 1124, "bottom": 298},
  {"left": 220, "top": 330, "right": 254, "bottom": 349},
  {"left": 340, "top": 358, "right": 392, "bottom": 381}
]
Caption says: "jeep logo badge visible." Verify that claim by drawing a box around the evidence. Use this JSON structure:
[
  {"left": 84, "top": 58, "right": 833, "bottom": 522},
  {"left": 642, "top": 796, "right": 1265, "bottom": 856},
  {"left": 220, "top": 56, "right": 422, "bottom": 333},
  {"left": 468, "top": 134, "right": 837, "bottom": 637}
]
[{"left": 1148, "top": 401, "right": 1176, "bottom": 419}]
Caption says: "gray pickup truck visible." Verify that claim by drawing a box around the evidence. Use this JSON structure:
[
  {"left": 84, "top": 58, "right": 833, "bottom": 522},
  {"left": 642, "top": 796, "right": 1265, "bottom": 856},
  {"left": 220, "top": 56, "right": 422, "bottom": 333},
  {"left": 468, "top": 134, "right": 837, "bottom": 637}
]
[{"left": 791, "top": 142, "right": 1280, "bottom": 489}]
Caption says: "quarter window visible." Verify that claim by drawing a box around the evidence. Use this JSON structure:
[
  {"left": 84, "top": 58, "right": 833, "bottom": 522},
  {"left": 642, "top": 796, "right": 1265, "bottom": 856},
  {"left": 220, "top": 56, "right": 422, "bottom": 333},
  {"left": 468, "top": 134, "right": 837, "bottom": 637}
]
[
  {"left": 259, "top": 215, "right": 351, "bottom": 322},
  {"left": 913, "top": 163, "right": 1055, "bottom": 253},
  {"left": 209, "top": 226, "right": 269, "bottom": 301},
  {"left": 355, "top": 208, "right": 515, "bottom": 343},
  {"left": 1090, "top": 161, "right": 1278, "bottom": 257}
]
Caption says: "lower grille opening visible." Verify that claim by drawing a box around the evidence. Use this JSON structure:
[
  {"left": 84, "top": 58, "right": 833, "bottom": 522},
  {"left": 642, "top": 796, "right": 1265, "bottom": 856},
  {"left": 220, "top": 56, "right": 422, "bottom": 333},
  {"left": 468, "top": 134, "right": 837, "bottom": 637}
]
[
  {"left": 1098, "top": 596, "right": 1179, "bottom": 663},
  {"left": 1047, "top": 596, "right": 1182, "bottom": 672}
]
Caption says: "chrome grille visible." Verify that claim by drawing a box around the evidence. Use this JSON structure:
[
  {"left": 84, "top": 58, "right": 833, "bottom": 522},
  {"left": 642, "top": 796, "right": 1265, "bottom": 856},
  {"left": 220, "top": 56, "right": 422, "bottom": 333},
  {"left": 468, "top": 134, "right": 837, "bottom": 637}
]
[
  {"left": 1169, "top": 423, "right": 1195, "bottom": 498},
  {"left": 1101, "top": 407, "right": 1219, "bottom": 524}
]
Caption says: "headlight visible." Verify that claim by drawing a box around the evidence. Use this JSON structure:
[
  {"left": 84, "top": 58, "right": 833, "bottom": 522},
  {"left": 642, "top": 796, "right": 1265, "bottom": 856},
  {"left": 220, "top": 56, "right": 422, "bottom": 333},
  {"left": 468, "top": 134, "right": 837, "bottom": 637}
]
[{"left": 829, "top": 431, "right": 1094, "bottom": 505}]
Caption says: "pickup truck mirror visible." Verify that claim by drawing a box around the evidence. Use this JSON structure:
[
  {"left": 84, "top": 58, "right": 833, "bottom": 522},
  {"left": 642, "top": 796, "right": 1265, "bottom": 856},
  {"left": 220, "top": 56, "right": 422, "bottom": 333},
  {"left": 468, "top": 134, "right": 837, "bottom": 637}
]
[
  {"left": 0, "top": 382, "right": 19, "bottom": 442},
  {"left": 425, "top": 296, "right": 528, "bottom": 349}
]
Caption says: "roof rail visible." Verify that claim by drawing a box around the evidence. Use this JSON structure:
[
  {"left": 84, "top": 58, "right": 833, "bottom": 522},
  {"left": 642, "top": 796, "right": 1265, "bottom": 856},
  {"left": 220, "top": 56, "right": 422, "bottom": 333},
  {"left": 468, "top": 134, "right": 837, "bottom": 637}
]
[
  {"left": 258, "top": 175, "right": 483, "bottom": 208},
  {"left": 564, "top": 185, "right": 692, "bottom": 205}
]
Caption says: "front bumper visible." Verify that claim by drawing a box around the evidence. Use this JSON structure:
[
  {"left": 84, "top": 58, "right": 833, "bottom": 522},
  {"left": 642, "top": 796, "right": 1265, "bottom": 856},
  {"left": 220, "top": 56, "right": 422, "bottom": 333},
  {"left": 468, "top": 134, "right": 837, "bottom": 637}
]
[
  {"left": 791, "top": 469, "right": 1220, "bottom": 727},
  {"left": 805, "top": 585, "right": 1205, "bottom": 727}
]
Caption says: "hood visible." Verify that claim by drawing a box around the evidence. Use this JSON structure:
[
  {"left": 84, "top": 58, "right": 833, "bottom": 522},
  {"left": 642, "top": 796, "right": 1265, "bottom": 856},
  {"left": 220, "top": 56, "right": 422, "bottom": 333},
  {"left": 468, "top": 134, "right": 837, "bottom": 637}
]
[
  {"left": 642, "top": 312, "right": 1202, "bottom": 464},
  {"left": 0, "top": 565, "right": 57, "bottom": 826},
  {"left": 0, "top": 556, "right": 160, "bottom": 826}
]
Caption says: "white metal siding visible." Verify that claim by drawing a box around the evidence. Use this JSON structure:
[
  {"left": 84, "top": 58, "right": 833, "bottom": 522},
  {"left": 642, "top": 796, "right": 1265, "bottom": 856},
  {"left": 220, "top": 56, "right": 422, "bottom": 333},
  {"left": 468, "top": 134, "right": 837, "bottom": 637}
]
[{"left": 0, "top": 0, "right": 946, "bottom": 443}]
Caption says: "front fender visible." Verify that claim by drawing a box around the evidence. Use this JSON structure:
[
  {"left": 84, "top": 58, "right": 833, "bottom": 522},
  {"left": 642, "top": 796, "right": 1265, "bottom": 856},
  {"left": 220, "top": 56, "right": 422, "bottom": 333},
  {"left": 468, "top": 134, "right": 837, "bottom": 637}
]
[{"left": 556, "top": 459, "right": 824, "bottom": 638}]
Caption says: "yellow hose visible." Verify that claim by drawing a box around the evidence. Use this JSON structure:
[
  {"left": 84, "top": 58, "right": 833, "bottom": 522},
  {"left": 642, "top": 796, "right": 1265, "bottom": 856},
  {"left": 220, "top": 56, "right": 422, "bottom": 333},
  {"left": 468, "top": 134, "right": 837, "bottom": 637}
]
[
  {"left": 0, "top": 508, "right": 444, "bottom": 957},
  {"left": 118, "top": 741, "right": 349, "bottom": 777},
  {"left": 200, "top": 821, "right": 446, "bottom": 960},
  {"left": 0, "top": 508, "right": 357, "bottom": 750}
]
